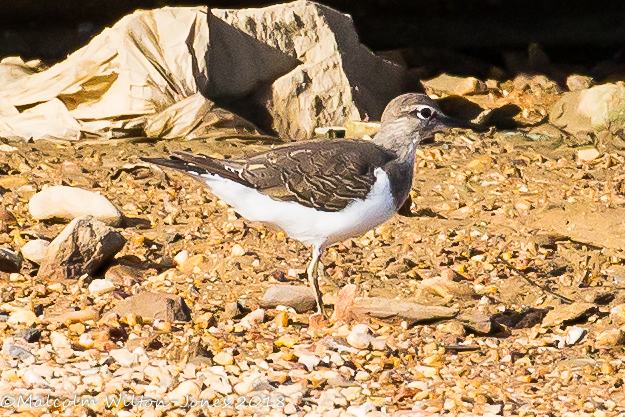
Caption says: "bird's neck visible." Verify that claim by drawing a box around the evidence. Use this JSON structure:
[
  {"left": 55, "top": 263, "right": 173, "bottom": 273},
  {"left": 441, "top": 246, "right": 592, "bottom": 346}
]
[{"left": 372, "top": 122, "right": 420, "bottom": 165}]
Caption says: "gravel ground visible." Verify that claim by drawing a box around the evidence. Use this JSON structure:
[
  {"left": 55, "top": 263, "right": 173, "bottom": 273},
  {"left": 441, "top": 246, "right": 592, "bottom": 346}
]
[{"left": 1, "top": 76, "right": 625, "bottom": 417}]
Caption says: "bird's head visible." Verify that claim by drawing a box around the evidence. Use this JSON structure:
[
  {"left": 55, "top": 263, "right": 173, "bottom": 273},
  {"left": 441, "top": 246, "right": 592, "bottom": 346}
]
[{"left": 374, "top": 93, "right": 484, "bottom": 161}]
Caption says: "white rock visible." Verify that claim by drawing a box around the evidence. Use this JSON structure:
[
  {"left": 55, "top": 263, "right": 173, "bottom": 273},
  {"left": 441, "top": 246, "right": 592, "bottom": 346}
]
[
  {"left": 50, "top": 331, "right": 72, "bottom": 351},
  {"left": 566, "top": 326, "right": 587, "bottom": 345},
  {"left": 240, "top": 308, "right": 265, "bottom": 328},
  {"left": 173, "top": 250, "right": 189, "bottom": 267},
  {"left": 169, "top": 380, "right": 201, "bottom": 405},
  {"left": 29, "top": 186, "right": 123, "bottom": 226},
  {"left": 351, "top": 323, "right": 372, "bottom": 334},
  {"left": 296, "top": 351, "right": 320, "bottom": 371},
  {"left": 109, "top": 349, "right": 138, "bottom": 367},
  {"left": 20, "top": 239, "right": 49, "bottom": 264},
  {"left": 7, "top": 309, "right": 37, "bottom": 326},
  {"left": 83, "top": 374, "right": 104, "bottom": 390},
  {"left": 88, "top": 279, "right": 116, "bottom": 296},
  {"left": 346, "top": 401, "right": 376, "bottom": 417},
  {"left": 213, "top": 352, "right": 234, "bottom": 366},
  {"left": 231, "top": 244, "right": 245, "bottom": 257},
  {"left": 23, "top": 368, "right": 49, "bottom": 387},
  {"left": 77, "top": 333, "right": 94, "bottom": 349},
  {"left": 346, "top": 324, "right": 374, "bottom": 349}
]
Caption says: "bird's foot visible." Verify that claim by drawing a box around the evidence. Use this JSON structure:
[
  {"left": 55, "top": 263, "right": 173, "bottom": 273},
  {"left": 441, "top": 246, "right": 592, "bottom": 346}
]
[{"left": 309, "top": 312, "right": 328, "bottom": 329}]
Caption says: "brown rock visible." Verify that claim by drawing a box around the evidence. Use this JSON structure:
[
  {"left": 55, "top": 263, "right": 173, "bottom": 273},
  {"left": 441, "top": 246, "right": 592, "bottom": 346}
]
[
  {"left": 331, "top": 284, "right": 361, "bottom": 324},
  {"left": 566, "top": 74, "right": 594, "bottom": 92},
  {"left": 351, "top": 297, "right": 457, "bottom": 326},
  {"left": 38, "top": 216, "right": 126, "bottom": 281},
  {"left": 419, "top": 277, "right": 477, "bottom": 299},
  {"left": 541, "top": 303, "right": 597, "bottom": 327},
  {"left": 110, "top": 291, "right": 191, "bottom": 322},
  {"left": 422, "top": 73, "right": 487, "bottom": 97},
  {"left": 458, "top": 311, "right": 496, "bottom": 334},
  {"left": 0, "top": 207, "right": 17, "bottom": 233},
  {"left": 259, "top": 285, "right": 316, "bottom": 313},
  {"left": 595, "top": 328, "right": 625, "bottom": 349},
  {"left": 105, "top": 265, "right": 145, "bottom": 286}
]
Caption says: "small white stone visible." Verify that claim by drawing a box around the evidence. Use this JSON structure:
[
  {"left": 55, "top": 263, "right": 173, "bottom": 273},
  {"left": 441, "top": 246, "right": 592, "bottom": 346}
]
[
  {"left": 50, "top": 331, "right": 72, "bottom": 351},
  {"left": 566, "top": 326, "right": 587, "bottom": 345},
  {"left": 283, "top": 402, "right": 297, "bottom": 414},
  {"left": 347, "top": 331, "right": 374, "bottom": 349},
  {"left": 23, "top": 368, "right": 49, "bottom": 387},
  {"left": 213, "top": 352, "right": 234, "bottom": 366},
  {"left": 346, "top": 401, "right": 376, "bottom": 417},
  {"left": 240, "top": 308, "right": 265, "bottom": 328},
  {"left": 77, "top": 333, "right": 94, "bottom": 349},
  {"left": 341, "top": 386, "right": 363, "bottom": 401},
  {"left": 7, "top": 309, "right": 38, "bottom": 326},
  {"left": 173, "top": 250, "right": 189, "bottom": 267},
  {"left": 20, "top": 239, "right": 49, "bottom": 264},
  {"left": 88, "top": 279, "right": 116, "bottom": 296},
  {"left": 168, "top": 380, "right": 201, "bottom": 405},
  {"left": 231, "top": 244, "right": 245, "bottom": 257},
  {"left": 109, "top": 349, "right": 138, "bottom": 367},
  {"left": 29, "top": 186, "right": 123, "bottom": 226},
  {"left": 296, "top": 352, "right": 320, "bottom": 371}
]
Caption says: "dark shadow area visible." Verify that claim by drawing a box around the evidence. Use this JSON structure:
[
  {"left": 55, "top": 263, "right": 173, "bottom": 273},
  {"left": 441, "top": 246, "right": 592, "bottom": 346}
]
[
  {"left": 204, "top": 11, "right": 302, "bottom": 135},
  {"left": 1, "top": 0, "right": 625, "bottom": 84}
]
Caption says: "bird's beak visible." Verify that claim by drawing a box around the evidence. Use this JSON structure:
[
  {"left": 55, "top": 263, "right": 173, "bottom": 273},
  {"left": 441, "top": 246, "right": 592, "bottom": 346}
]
[{"left": 433, "top": 114, "right": 487, "bottom": 132}]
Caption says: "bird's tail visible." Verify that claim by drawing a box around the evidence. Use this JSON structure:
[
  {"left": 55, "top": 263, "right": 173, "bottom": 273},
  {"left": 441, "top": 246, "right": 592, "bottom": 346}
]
[{"left": 140, "top": 153, "right": 212, "bottom": 176}]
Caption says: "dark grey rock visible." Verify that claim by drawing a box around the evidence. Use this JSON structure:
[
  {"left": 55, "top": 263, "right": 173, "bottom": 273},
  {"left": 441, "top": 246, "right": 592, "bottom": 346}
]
[
  {"left": 2, "top": 343, "right": 34, "bottom": 360},
  {"left": 16, "top": 328, "right": 41, "bottom": 343},
  {"left": 0, "top": 247, "right": 21, "bottom": 273},
  {"left": 111, "top": 291, "right": 191, "bottom": 322},
  {"left": 37, "top": 216, "right": 126, "bottom": 281},
  {"left": 259, "top": 285, "right": 317, "bottom": 313}
]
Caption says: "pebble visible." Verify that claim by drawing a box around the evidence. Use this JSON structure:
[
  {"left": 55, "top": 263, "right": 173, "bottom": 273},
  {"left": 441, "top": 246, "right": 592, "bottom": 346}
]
[
  {"left": 110, "top": 348, "right": 139, "bottom": 367},
  {"left": 566, "top": 326, "right": 587, "bottom": 345},
  {"left": 274, "top": 311, "right": 289, "bottom": 327},
  {"left": 7, "top": 309, "right": 38, "bottom": 326},
  {"left": 354, "top": 370, "right": 370, "bottom": 381},
  {"left": 231, "top": 244, "right": 245, "bottom": 257},
  {"left": 213, "top": 352, "right": 234, "bottom": 366},
  {"left": 2, "top": 343, "right": 34, "bottom": 360},
  {"left": 16, "top": 328, "right": 41, "bottom": 343},
  {"left": 20, "top": 239, "right": 49, "bottom": 264},
  {"left": 577, "top": 148, "right": 601, "bottom": 162},
  {"left": 77, "top": 333, "right": 94, "bottom": 349},
  {"left": 595, "top": 328, "right": 625, "bottom": 348},
  {"left": 50, "top": 331, "right": 72, "bottom": 350},
  {"left": 346, "top": 330, "right": 373, "bottom": 349},
  {"left": 88, "top": 279, "right": 116, "bottom": 296},
  {"left": 173, "top": 250, "right": 189, "bottom": 267},
  {"left": 296, "top": 351, "right": 320, "bottom": 371},
  {"left": 37, "top": 216, "right": 126, "bottom": 281},
  {"left": 111, "top": 291, "right": 191, "bottom": 322},
  {"left": 341, "top": 386, "right": 363, "bottom": 401},
  {"left": 23, "top": 368, "right": 49, "bottom": 386},
  {"left": 29, "top": 186, "right": 123, "bottom": 226},
  {"left": 239, "top": 308, "right": 265, "bottom": 328},
  {"left": 260, "top": 285, "right": 316, "bottom": 313},
  {"left": 169, "top": 380, "right": 201, "bottom": 405}
]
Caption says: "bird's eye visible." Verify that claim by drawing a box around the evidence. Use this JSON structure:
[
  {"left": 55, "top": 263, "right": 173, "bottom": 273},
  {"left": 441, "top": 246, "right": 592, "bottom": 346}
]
[{"left": 417, "top": 107, "right": 433, "bottom": 119}]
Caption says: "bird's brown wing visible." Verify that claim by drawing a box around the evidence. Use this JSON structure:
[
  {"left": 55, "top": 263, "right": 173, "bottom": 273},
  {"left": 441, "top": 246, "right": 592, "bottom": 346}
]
[{"left": 142, "top": 139, "right": 396, "bottom": 212}]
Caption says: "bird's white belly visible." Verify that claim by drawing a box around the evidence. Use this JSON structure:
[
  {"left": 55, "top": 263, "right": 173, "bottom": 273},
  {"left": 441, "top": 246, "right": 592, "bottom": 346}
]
[{"left": 198, "top": 168, "right": 396, "bottom": 249}]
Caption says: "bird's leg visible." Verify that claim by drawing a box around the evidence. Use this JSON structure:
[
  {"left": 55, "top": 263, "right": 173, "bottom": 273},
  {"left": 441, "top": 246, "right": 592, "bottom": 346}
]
[
  {"left": 307, "top": 245, "right": 326, "bottom": 318},
  {"left": 317, "top": 260, "right": 340, "bottom": 290}
]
